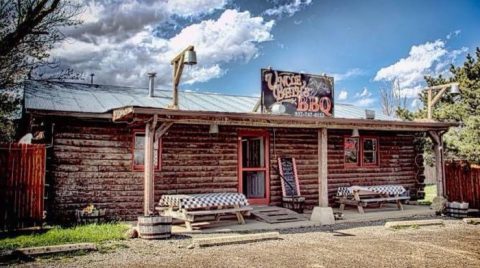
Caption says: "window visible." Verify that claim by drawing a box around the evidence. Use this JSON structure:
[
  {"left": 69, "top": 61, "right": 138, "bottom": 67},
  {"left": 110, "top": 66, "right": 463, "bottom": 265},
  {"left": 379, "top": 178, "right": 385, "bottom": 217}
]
[
  {"left": 344, "top": 136, "right": 378, "bottom": 167},
  {"left": 133, "top": 132, "right": 160, "bottom": 170},
  {"left": 362, "top": 138, "right": 377, "bottom": 165}
]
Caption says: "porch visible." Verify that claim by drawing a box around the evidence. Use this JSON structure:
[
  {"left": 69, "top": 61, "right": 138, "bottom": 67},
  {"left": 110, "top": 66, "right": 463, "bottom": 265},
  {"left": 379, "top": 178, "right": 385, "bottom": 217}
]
[{"left": 170, "top": 204, "right": 434, "bottom": 234}]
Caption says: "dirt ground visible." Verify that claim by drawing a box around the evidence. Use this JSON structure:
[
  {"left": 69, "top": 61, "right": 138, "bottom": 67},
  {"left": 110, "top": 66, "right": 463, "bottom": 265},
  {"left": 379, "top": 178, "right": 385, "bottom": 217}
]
[{"left": 12, "top": 219, "right": 480, "bottom": 268}]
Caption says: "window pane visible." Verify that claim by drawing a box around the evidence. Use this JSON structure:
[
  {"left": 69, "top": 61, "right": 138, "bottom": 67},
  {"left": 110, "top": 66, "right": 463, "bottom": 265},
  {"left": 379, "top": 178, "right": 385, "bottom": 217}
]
[
  {"left": 134, "top": 133, "right": 160, "bottom": 168},
  {"left": 242, "top": 137, "right": 264, "bottom": 167},
  {"left": 134, "top": 150, "right": 144, "bottom": 165},
  {"left": 135, "top": 135, "right": 145, "bottom": 149},
  {"left": 344, "top": 137, "right": 359, "bottom": 164},
  {"left": 363, "top": 139, "right": 376, "bottom": 151},
  {"left": 363, "top": 152, "right": 376, "bottom": 164}
]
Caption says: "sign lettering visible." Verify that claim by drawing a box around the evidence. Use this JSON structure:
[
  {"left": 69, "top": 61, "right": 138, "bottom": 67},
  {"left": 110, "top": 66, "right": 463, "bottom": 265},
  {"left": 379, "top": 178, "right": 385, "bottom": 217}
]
[{"left": 261, "top": 69, "right": 334, "bottom": 117}]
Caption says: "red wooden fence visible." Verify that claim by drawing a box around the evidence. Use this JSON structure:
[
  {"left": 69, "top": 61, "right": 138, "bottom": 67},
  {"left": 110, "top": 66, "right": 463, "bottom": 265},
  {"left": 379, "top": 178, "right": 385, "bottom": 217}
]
[
  {"left": 0, "top": 143, "right": 46, "bottom": 230},
  {"left": 445, "top": 161, "right": 480, "bottom": 210}
]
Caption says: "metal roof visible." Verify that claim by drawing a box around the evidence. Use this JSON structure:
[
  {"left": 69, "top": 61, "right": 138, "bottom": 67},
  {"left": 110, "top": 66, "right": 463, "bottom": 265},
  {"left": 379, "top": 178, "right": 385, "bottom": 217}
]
[{"left": 24, "top": 80, "right": 396, "bottom": 121}]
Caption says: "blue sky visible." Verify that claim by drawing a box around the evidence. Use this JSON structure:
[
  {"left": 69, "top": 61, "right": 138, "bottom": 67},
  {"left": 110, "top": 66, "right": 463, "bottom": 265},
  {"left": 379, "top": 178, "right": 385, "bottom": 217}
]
[{"left": 53, "top": 0, "right": 480, "bottom": 111}]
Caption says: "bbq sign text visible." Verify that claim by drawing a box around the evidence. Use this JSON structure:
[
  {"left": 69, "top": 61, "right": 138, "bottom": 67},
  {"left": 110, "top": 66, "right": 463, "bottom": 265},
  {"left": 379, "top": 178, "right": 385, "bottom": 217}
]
[{"left": 261, "top": 69, "right": 334, "bottom": 117}]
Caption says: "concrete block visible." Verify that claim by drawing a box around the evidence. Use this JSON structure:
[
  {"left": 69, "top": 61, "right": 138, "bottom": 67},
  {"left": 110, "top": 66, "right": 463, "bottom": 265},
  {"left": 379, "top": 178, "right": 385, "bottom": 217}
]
[
  {"left": 193, "top": 232, "right": 280, "bottom": 247},
  {"left": 385, "top": 219, "right": 444, "bottom": 228},
  {"left": 310, "top": 207, "right": 335, "bottom": 225},
  {"left": 463, "top": 218, "right": 480, "bottom": 225},
  {"left": 14, "top": 243, "right": 97, "bottom": 256}
]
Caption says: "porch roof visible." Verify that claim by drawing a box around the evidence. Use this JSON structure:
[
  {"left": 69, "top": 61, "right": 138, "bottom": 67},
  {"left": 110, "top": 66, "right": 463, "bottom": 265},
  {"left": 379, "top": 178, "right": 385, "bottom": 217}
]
[{"left": 112, "top": 106, "right": 457, "bottom": 132}]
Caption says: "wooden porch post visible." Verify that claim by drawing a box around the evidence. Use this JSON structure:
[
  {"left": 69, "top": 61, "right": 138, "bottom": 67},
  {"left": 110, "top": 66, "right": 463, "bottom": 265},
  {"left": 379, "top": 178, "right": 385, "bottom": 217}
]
[
  {"left": 428, "top": 131, "right": 444, "bottom": 197},
  {"left": 144, "top": 116, "right": 157, "bottom": 216},
  {"left": 318, "top": 128, "right": 329, "bottom": 207}
]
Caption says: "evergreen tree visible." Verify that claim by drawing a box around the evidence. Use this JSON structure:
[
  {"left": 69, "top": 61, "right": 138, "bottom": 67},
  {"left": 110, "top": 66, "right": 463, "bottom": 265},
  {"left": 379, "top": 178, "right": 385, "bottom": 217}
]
[{"left": 421, "top": 48, "right": 480, "bottom": 163}]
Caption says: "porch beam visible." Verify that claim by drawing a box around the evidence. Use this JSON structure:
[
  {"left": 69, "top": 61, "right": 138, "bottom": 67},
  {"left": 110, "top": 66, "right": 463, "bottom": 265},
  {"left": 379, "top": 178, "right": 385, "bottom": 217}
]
[
  {"left": 318, "top": 128, "right": 328, "bottom": 207},
  {"left": 144, "top": 115, "right": 157, "bottom": 215},
  {"left": 155, "top": 122, "right": 174, "bottom": 140},
  {"left": 428, "top": 130, "right": 445, "bottom": 197}
]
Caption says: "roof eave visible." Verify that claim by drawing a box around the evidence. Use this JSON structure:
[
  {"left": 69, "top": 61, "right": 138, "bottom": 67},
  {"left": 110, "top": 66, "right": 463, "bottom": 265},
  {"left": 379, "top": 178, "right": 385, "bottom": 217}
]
[{"left": 112, "top": 106, "right": 457, "bottom": 132}]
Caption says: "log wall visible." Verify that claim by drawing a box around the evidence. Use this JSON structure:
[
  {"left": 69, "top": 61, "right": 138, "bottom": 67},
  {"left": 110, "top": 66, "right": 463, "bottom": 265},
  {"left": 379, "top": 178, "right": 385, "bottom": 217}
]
[{"left": 47, "top": 119, "right": 422, "bottom": 221}]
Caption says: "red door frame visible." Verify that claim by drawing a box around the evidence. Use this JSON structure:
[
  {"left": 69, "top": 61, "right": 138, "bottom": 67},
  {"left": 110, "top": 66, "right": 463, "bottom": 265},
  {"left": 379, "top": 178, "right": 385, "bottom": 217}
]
[{"left": 237, "top": 130, "right": 270, "bottom": 205}]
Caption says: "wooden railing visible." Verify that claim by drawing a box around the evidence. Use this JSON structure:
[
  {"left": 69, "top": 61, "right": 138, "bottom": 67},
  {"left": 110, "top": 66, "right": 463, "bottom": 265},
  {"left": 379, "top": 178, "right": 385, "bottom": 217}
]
[
  {"left": 0, "top": 143, "right": 46, "bottom": 230},
  {"left": 445, "top": 160, "right": 480, "bottom": 210}
]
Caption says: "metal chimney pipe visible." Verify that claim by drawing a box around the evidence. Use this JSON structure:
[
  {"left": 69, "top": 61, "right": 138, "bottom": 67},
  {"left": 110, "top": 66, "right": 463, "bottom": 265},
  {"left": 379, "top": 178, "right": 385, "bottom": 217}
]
[
  {"left": 148, "top": 72, "right": 156, "bottom": 97},
  {"left": 90, "top": 73, "right": 94, "bottom": 85}
]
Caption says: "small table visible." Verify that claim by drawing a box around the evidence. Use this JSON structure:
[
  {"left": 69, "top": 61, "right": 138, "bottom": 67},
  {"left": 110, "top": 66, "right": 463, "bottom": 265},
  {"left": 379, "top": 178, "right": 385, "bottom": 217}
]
[
  {"left": 336, "top": 185, "right": 410, "bottom": 214},
  {"left": 156, "top": 193, "right": 252, "bottom": 231}
]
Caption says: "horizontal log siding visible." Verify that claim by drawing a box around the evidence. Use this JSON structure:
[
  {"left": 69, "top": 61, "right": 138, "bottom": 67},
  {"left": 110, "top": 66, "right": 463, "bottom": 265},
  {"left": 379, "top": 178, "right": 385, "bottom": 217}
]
[
  {"left": 50, "top": 122, "right": 141, "bottom": 221},
  {"left": 269, "top": 129, "right": 319, "bottom": 208},
  {"left": 159, "top": 124, "right": 238, "bottom": 196},
  {"left": 48, "top": 119, "right": 421, "bottom": 221},
  {"left": 327, "top": 130, "right": 419, "bottom": 205}
]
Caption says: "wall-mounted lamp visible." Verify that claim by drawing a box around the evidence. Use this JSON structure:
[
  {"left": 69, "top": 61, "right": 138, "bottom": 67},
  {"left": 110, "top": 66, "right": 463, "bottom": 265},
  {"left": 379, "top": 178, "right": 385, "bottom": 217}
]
[
  {"left": 351, "top": 129, "right": 360, "bottom": 137},
  {"left": 424, "top": 82, "right": 461, "bottom": 120},
  {"left": 170, "top": 45, "right": 197, "bottom": 109},
  {"left": 271, "top": 102, "right": 286, "bottom": 114},
  {"left": 209, "top": 124, "right": 219, "bottom": 134}
]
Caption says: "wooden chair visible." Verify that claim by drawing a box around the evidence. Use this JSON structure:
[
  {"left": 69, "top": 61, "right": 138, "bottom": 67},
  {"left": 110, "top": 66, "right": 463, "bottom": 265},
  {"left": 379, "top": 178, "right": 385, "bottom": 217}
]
[{"left": 278, "top": 157, "right": 305, "bottom": 213}]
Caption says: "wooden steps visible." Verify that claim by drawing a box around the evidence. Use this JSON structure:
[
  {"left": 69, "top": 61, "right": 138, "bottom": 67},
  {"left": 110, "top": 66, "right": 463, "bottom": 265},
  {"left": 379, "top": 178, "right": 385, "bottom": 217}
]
[{"left": 251, "top": 206, "right": 307, "bottom": 223}]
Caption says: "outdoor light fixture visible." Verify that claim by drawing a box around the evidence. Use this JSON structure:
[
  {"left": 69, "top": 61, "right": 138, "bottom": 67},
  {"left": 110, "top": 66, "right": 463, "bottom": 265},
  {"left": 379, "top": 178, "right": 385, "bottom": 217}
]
[
  {"left": 183, "top": 50, "right": 197, "bottom": 65},
  {"left": 351, "top": 129, "right": 360, "bottom": 137},
  {"left": 271, "top": 102, "right": 286, "bottom": 114},
  {"left": 209, "top": 124, "right": 219, "bottom": 134},
  {"left": 424, "top": 82, "right": 461, "bottom": 120},
  {"left": 170, "top": 45, "right": 197, "bottom": 109}
]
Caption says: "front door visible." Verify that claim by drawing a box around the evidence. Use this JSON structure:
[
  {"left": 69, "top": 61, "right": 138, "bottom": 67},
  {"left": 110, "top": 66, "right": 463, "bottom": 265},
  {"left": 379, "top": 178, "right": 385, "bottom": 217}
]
[{"left": 238, "top": 130, "right": 270, "bottom": 205}]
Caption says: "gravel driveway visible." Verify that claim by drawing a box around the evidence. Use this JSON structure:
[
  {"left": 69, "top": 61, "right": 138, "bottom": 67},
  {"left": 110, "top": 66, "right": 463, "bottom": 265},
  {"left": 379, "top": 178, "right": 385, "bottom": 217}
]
[{"left": 14, "top": 219, "right": 480, "bottom": 268}]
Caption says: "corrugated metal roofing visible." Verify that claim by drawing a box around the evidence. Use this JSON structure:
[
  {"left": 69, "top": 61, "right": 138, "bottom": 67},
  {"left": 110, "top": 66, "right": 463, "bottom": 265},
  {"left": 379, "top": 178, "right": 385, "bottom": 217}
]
[{"left": 24, "top": 80, "right": 396, "bottom": 121}]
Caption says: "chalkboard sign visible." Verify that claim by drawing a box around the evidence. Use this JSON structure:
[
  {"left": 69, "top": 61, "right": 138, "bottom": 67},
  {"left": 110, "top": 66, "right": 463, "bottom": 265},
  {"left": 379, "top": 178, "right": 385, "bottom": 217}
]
[{"left": 278, "top": 157, "right": 300, "bottom": 197}]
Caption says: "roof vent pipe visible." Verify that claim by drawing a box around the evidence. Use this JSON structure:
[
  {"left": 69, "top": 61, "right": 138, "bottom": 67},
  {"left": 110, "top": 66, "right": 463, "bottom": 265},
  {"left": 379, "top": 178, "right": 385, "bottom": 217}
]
[{"left": 148, "top": 72, "right": 156, "bottom": 97}]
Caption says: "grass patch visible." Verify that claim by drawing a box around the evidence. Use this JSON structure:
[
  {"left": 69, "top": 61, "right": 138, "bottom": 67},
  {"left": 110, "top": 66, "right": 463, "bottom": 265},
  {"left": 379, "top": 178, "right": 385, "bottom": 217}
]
[
  {"left": 0, "top": 223, "right": 130, "bottom": 251},
  {"left": 417, "top": 184, "right": 437, "bottom": 205}
]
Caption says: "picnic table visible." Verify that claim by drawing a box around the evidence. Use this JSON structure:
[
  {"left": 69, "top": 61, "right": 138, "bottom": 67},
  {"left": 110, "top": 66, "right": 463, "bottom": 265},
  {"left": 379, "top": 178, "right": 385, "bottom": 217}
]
[
  {"left": 335, "top": 185, "right": 410, "bottom": 214},
  {"left": 155, "top": 193, "right": 252, "bottom": 231}
]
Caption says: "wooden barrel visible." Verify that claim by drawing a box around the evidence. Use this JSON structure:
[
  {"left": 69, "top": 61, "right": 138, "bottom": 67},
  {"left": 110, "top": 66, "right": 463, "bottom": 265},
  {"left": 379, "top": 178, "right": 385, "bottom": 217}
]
[
  {"left": 137, "top": 216, "right": 172, "bottom": 239},
  {"left": 446, "top": 202, "right": 469, "bottom": 218}
]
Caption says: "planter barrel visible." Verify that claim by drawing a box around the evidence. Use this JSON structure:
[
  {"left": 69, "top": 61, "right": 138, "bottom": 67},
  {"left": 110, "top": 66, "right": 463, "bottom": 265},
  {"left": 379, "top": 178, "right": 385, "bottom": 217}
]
[
  {"left": 137, "top": 216, "right": 172, "bottom": 239},
  {"left": 445, "top": 202, "right": 469, "bottom": 218}
]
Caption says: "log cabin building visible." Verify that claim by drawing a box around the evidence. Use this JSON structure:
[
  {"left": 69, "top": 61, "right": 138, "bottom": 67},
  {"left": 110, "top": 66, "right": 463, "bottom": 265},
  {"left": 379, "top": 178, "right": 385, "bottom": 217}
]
[{"left": 22, "top": 72, "right": 454, "bottom": 222}]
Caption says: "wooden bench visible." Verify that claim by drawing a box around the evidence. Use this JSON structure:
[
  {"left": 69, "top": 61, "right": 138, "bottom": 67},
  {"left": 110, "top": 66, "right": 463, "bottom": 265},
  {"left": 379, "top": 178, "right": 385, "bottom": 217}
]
[{"left": 336, "top": 186, "right": 410, "bottom": 214}]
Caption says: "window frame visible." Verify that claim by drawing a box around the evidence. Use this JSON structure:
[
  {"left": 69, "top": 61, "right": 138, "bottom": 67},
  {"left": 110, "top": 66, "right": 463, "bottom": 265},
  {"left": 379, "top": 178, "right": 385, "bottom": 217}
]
[
  {"left": 132, "top": 130, "right": 162, "bottom": 171},
  {"left": 361, "top": 137, "right": 378, "bottom": 167},
  {"left": 343, "top": 135, "right": 379, "bottom": 168}
]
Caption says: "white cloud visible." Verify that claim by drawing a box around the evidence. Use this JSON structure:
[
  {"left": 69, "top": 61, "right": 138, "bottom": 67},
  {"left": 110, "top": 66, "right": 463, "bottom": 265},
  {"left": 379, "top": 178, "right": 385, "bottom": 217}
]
[
  {"left": 348, "top": 87, "right": 375, "bottom": 107},
  {"left": 166, "top": 0, "right": 228, "bottom": 17},
  {"left": 355, "top": 87, "right": 372, "bottom": 98},
  {"left": 338, "top": 90, "right": 348, "bottom": 101},
  {"left": 51, "top": 8, "right": 274, "bottom": 87},
  {"left": 264, "top": 0, "right": 312, "bottom": 17},
  {"left": 168, "top": 9, "right": 274, "bottom": 65},
  {"left": 446, "top": 29, "right": 461, "bottom": 40},
  {"left": 353, "top": 97, "right": 375, "bottom": 107},
  {"left": 374, "top": 39, "right": 468, "bottom": 98},
  {"left": 332, "top": 68, "right": 364, "bottom": 82}
]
